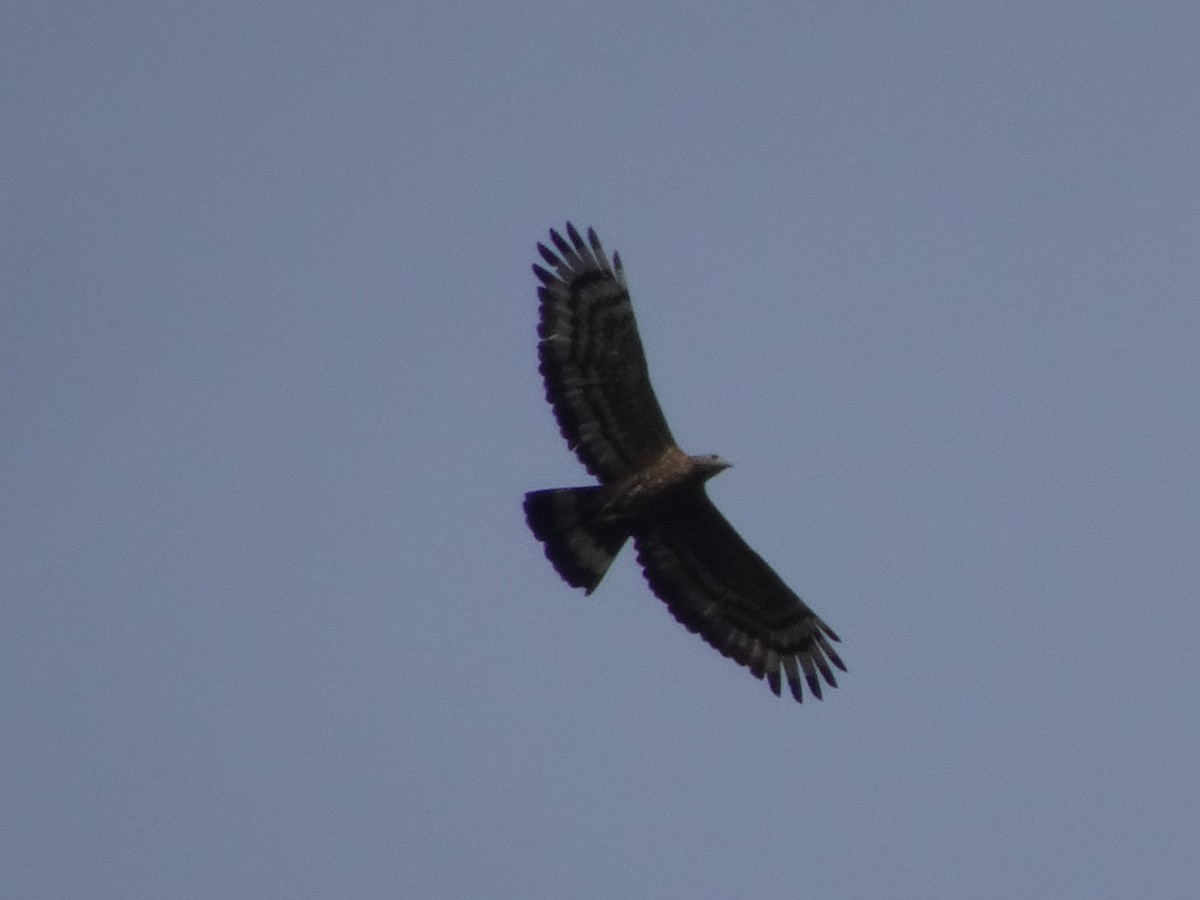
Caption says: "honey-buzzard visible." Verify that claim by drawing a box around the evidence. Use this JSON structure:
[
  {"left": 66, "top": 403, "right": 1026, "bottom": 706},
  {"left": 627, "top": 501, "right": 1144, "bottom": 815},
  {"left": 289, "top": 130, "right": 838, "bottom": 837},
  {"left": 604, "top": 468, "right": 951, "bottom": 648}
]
[{"left": 524, "top": 224, "right": 845, "bottom": 703}]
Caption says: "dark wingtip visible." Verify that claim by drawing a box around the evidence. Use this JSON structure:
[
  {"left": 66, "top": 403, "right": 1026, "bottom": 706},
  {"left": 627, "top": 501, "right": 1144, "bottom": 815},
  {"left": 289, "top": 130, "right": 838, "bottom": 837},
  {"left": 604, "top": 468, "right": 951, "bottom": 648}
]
[
  {"left": 536, "top": 241, "right": 560, "bottom": 267},
  {"left": 550, "top": 227, "right": 572, "bottom": 257},
  {"left": 767, "top": 670, "right": 782, "bottom": 696},
  {"left": 815, "top": 622, "right": 847, "bottom": 672},
  {"left": 806, "top": 671, "right": 824, "bottom": 701},
  {"left": 823, "top": 641, "right": 847, "bottom": 673},
  {"left": 586, "top": 227, "right": 608, "bottom": 270}
]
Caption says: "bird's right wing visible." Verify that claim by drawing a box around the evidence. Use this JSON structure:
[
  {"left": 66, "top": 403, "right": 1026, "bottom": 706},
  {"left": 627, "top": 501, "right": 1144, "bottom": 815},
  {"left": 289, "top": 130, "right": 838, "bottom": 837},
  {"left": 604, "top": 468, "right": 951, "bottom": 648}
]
[{"left": 533, "top": 224, "right": 676, "bottom": 483}]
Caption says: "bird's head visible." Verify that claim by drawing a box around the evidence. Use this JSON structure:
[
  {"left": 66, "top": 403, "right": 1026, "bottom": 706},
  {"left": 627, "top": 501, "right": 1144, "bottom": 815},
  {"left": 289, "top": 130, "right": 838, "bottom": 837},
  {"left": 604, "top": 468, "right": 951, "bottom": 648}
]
[{"left": 692, "top": 454, "right": 733, "bottom": 480}]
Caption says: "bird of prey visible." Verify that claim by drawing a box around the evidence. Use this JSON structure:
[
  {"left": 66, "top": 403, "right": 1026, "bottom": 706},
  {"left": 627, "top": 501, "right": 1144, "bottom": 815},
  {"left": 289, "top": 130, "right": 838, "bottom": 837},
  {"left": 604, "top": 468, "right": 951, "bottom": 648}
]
[{"left": 523, "top": 223, "right": 845, "bottom": 703}]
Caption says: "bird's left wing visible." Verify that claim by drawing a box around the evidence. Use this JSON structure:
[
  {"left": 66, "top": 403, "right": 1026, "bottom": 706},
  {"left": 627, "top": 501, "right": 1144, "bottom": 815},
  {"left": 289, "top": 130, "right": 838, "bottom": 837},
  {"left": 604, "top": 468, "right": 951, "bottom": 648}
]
[{"left": 633, "top": 491, "right": 845, "bottom": 702}]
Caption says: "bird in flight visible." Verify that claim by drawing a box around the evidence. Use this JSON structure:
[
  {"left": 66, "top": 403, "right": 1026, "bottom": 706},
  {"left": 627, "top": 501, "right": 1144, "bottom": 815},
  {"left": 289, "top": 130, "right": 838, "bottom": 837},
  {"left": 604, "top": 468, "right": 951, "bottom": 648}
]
[{"left": 523, "top": 223, "right": 845, "bottom": 703}]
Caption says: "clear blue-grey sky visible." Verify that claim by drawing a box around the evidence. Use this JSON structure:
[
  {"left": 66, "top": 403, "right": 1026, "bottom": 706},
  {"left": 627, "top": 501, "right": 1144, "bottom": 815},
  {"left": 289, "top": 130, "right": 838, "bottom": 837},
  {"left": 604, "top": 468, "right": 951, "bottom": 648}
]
[{"left": 4, "top": 2, "right": 1199, "bottom": 897}]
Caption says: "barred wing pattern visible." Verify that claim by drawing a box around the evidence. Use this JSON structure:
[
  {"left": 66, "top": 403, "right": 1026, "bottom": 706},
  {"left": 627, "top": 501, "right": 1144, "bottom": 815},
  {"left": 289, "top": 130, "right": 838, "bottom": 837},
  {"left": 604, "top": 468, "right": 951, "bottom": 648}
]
[
  {"left": 527, "top": 223, "right": 846, "bottom": 704},
  {"left": 634, "top": 492, "right": 845, "bottom": 702},
  {"left": 532, "top": 224, "right": 676, "bottom": 483}
]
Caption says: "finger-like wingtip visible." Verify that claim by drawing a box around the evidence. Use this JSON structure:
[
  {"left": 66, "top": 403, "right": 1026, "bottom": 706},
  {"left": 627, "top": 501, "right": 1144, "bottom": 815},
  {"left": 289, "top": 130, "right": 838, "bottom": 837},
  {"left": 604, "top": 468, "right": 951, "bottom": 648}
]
[
  {"left": 817, "top": 634, "right": 847, "bottom": 673},
  {"left": 586, "top": 227, "right": 606, "bottom": 259},
  {"left": 550, "top": 227, "right": 572, "bottom": 257},
  {"left": 536, "top": 241, "right": 560, "bottom": 268},
  {"left": 801, "top": 654, "right": 823, "bottom": 700},
  {"left": 767, "top": 669, "right": 782, "bottom": 697},
  {"left": 789, "top": 678, "right": 804, "bottom": 703}
]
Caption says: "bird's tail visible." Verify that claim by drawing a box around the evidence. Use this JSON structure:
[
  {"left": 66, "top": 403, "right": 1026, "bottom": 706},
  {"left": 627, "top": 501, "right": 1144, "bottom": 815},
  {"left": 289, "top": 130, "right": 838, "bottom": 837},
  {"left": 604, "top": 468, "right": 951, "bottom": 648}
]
[{"left": 524, "top": 487, "right": 630, "bottom": 594}]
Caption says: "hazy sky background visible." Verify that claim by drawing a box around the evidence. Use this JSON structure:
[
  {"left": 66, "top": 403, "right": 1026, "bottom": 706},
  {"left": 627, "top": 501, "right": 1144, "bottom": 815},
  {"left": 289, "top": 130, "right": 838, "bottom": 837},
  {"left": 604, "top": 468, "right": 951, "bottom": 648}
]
[{"left": 4, "top": 2, "right": 1199, "bottom": 897}]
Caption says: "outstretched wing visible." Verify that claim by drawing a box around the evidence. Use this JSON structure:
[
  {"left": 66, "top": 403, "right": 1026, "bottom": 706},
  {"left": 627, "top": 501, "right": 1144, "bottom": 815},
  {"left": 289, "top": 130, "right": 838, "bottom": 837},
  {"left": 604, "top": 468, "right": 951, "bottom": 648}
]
[
  {"left": 634, "top": 490, "right": 846, "bottom": 703},
  {"left": 532, "top": 223, "right": 676, "bottom": 483}
]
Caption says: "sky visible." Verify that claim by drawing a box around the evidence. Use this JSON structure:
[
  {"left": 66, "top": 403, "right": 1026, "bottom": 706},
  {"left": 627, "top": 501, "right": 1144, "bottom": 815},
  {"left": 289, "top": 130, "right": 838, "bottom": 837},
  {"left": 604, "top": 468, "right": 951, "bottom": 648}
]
[{"left": 3, "top": 2, "right": 1199, "bottom": 897}]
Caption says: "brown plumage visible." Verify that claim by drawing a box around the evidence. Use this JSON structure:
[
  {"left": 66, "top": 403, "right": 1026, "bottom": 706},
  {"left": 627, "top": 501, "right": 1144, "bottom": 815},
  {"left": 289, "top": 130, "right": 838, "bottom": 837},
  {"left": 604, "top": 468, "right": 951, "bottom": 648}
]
[{"left": 524, "top": 223, "right": 845, "bottom": 703}]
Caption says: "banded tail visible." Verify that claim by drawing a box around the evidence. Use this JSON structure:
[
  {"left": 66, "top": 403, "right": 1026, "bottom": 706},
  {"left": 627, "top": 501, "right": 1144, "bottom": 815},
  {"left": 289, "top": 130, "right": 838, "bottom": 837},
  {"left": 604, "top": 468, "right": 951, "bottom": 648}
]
[{"left": 523, "top": 487, "right": 630, "bottom": 594}]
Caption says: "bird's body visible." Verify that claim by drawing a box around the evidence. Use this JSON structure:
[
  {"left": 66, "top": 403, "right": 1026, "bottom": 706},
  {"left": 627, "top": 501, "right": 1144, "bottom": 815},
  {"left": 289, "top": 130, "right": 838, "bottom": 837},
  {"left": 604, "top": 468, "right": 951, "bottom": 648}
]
[{"left": 524, "top": 223, "right": 845, "bottom": 702}]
